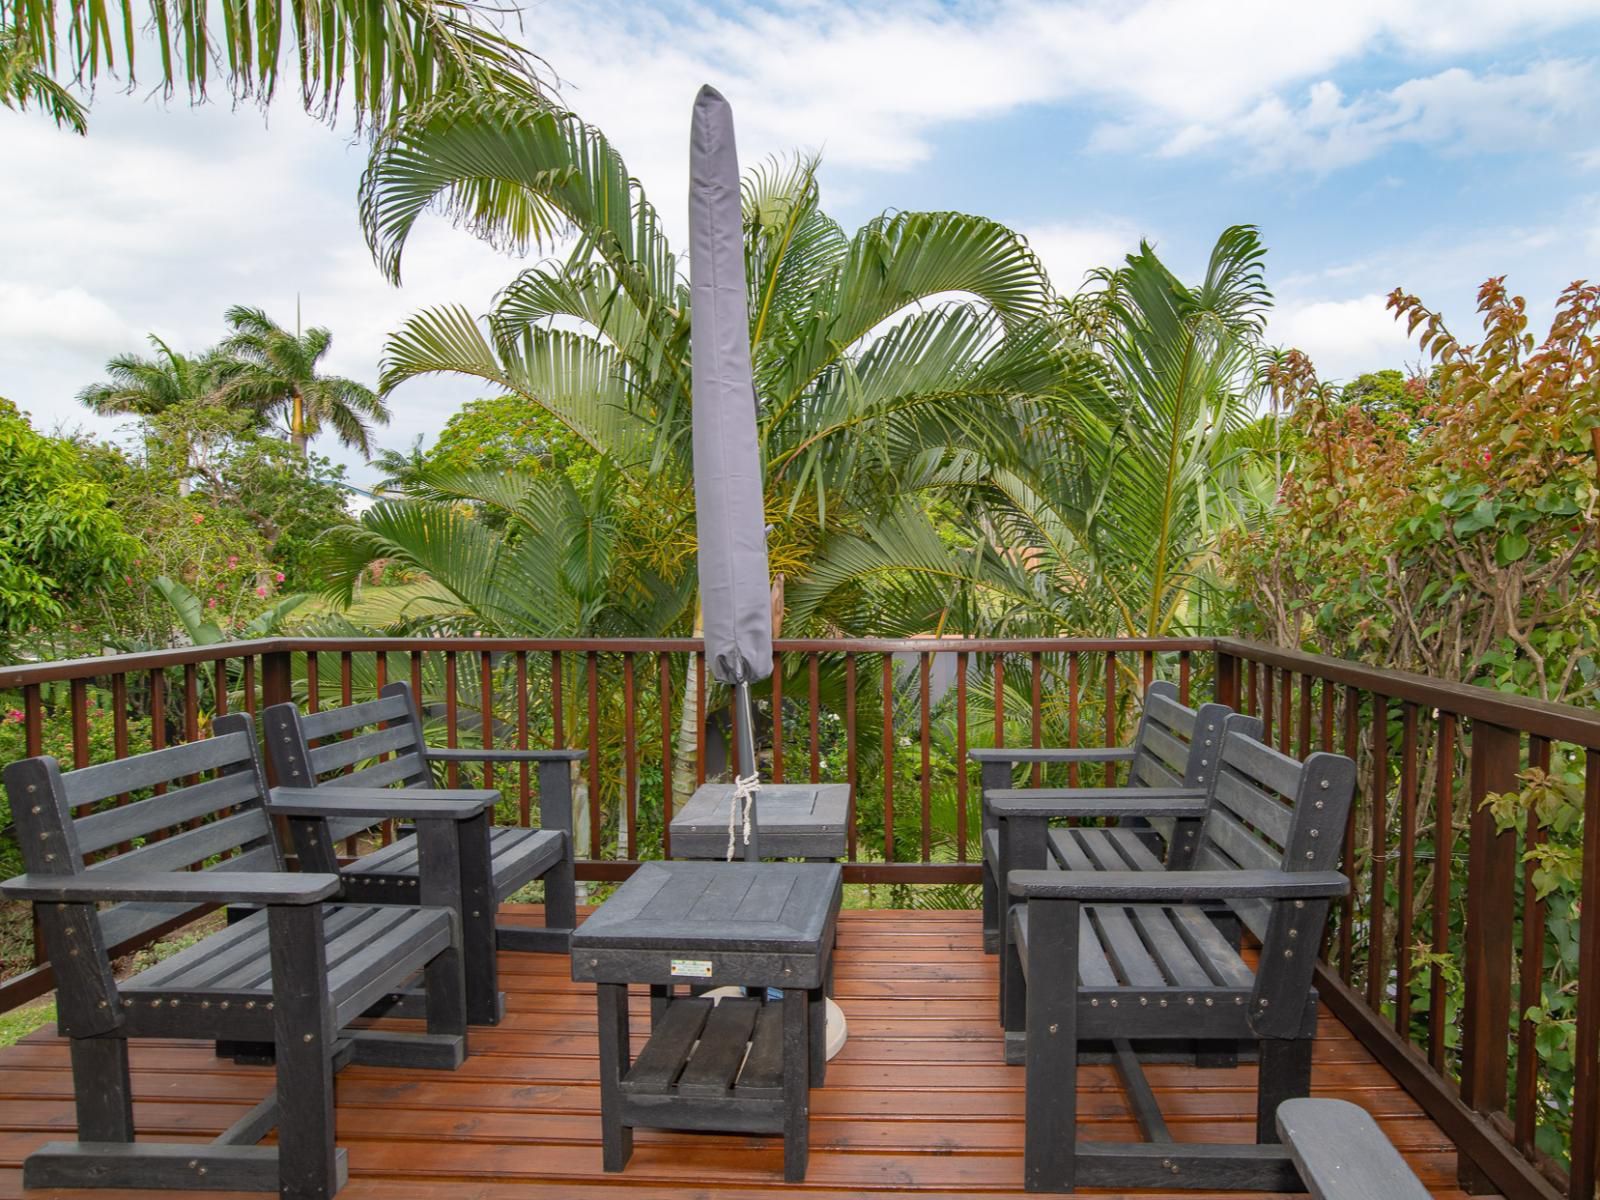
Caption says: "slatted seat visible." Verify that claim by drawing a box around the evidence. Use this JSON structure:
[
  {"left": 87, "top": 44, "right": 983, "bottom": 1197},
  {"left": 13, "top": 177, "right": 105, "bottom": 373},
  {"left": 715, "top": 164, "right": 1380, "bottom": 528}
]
[
  {"left": 1002, "top": 728, "right": 1356, "bottom": 1193},
  {"left": 619, "top": 996, "right": 786, "bottom": 1100},
  {"left": 264, "top": 681, "right": 586, "bottom": 1027},
  {"left": 974, "top": 681, "right": 1238, "bottom": 952},
  {"left": 0, "top": 716, "right": 470, "bottom": 1199}
]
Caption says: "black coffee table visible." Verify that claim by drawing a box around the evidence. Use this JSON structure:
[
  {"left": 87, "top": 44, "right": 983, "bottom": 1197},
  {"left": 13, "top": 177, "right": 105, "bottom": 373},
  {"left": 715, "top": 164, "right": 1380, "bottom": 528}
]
[
  {"left": 668, "top": 782, "right": 850, "bottom": 860},
  {"left": 571, "top": 860, "right": 842, "bottom": 1181}
]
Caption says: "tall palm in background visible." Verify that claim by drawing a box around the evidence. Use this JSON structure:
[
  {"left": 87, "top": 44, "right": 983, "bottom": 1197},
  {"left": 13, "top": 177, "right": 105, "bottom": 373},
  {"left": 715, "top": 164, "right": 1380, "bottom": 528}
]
[
  {"left": 334, "top": 96, "right": 1078, "bottom": 790},
  {"left": 215, "top": 305, "right": 390, "bottom": 456},
  {"left": 0, "top": 18, "right": 83, "bottom": 131},
  {"left": 0, "top": 0, "right": 545, "bottom": 132}
]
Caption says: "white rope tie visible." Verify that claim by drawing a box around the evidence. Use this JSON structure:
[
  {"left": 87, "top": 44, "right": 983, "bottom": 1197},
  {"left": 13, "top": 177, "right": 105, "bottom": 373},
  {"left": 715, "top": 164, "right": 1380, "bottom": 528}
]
[{"left": 726, "top": 772, "right": 761, "bottom": 860}]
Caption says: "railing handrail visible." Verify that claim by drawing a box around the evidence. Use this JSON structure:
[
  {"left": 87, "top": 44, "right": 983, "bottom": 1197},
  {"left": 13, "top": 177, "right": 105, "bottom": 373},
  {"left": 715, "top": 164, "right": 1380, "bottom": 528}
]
[{"left": 1217, "top": 637, "right": 1600, "bottom": 750}]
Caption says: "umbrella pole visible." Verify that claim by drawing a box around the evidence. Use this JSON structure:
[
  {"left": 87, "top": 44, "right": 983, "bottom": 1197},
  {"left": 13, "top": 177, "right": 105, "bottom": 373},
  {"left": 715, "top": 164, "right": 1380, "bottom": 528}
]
[{"left": 733, "top": 681, "right": 761, "bottom": 862}]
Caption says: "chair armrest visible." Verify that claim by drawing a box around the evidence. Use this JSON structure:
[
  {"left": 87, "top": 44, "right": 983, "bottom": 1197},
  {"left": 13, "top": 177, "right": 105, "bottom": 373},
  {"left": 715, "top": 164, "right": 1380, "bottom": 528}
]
[
  {"left": 1, "top": 869, "right": 341, "bottom": 906},
  {"left": 428, "top": 747, "right": 588, "bottom": 764},
  {"left": 270, "top": 787, "right": 496, "bottom": 819},
  {"left": 969, "top": 747, "right": 1136, "bottom": 765},
  {"left": 1008, "top": 869, "right": 1350, "bottom": 902},
  {"left": 986, "top": 788, "right": 1206, "bottom": 818}
]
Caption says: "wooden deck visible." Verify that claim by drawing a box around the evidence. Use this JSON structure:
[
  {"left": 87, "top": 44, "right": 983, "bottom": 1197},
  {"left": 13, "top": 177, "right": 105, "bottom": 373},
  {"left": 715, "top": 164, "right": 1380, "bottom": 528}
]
[{"left": 0, "top": 906, "right": 1476, "bottom": 1199}]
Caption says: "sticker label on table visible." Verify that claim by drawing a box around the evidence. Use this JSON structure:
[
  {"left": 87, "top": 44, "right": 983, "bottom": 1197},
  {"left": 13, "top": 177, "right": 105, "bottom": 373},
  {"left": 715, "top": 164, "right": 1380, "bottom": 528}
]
[{"left": 670, "top": 959, "right": 714, "bottom": 978}]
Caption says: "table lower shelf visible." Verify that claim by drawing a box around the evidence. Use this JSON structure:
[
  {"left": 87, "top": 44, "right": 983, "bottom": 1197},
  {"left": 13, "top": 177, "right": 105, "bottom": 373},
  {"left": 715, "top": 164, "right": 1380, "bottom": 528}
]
[{"left": 622, "top": 996, "right": 782, "bottom": 1109}]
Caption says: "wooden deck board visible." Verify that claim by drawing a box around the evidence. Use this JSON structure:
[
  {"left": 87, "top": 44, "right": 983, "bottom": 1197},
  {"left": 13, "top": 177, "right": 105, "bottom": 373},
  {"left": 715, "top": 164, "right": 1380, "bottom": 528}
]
[{"left": 0, "top": 907, "right": 1475, "bottom": 1198}]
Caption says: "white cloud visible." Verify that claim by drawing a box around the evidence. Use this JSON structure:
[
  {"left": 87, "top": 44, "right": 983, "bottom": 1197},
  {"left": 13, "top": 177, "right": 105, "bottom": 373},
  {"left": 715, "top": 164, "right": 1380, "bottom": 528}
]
[
  {"left": 1268, "top": 294, "right": 1419, "bottom": 381},
  {"left": 1022, "top": 220, "right": 1147, "bottom": 293}
]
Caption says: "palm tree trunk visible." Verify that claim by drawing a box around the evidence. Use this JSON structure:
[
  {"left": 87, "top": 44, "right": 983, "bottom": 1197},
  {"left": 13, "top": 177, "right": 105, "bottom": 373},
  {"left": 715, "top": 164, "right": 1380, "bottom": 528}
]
[
  {"left": 291, "top": 389, "right": 307, "bottom": 456},
  {"left": 670, "top": 604, "right": 704, "bottom": 803}
]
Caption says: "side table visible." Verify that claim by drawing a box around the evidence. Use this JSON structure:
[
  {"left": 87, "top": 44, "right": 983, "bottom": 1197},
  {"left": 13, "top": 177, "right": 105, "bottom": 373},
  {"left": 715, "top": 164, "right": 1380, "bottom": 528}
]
[
  {"left": 669, "top": 782, "right": 850, "bottom": 861},
  {"left": 571, "top": 860, "right": 842, "bottom": 1181}
]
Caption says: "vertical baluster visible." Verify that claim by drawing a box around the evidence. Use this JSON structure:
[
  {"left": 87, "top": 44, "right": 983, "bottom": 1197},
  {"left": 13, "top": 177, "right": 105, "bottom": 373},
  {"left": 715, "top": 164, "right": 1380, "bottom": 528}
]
[
  {"left": 1340, "top": 687, "right": 1360, "bottom": 980},
  {"left": 1567, "top": 748, "right": 1600, "bottom": 1200},
  {"left": 376, "top": 655, "right": 390, "bottom": 846},
  {"left": 1458, "top": 720, "right": 1522, "bottom": 1193},
  {"left": 1298, "top": 674, "right": 1312, "bottom": 759},
  {"left": 956, "top": 651, "right": 969, "bottom": 864},
  {"left": 1030, "top": 652, "right": 1043, "bottom": 786},
  {"left": 516, "top": 653, "right": 530, "bottom": 828},
  {"left": 1262, "top": 665, "right": 1274, "bottom": 744},
  {"left": 1068, "top": 652, "right": 1080, "bottom": 787},
  {"left": 444, "top": 651, "right": 460, "bottom": 788},
  {"left": 1430, "top": 713, "right": 1456, "bottom": 1072},
  {"left": 306, "top": 651, "right": 320, "bottom": 713},
  {"left": 1320, "top": 679, "right": 1335, "bottom": 751},
  {"left": 660, "top": 653, "right": 674, "bottom": 858},
  {"left": 1141, "top": 649, "right": 1153, "bottom": 694},
  {"left": 587, "top": 651, "right": 602, "bottom": 860},
  {"left": 1104, "top": 652, "right": 1117, "bottom": 787},
  {"left": 375, "top": 651, "right": 388, "bottom": 693},
  {"left": 1396, "top": 702, "right": 1419, "bottom": 1039},
  {"left": 845, "top": 653, "right": 858, "bottom": 862},
  {"left": 150, "top": 668, "right": 167, "bottom": 767},
  {"left": 214, "top": 659, "right": 228, "bottom": 716},
  {"left": 993, "top": 654, "right": 1005, "bottom": 748},
  {"left": 24, "top": 682, "right": 42, "bottom": 963},
  {"left": 479, "top": 650, "right": 495, "bottom": 797},
  {"left": 182, "top": 665, "right": 199, "bottom": 791},
  {"left": 771, "top": 651, "right": 784, "bottom": 784},
  {"left": 551, "top": 650, "right": 564, "bottom": 749},
  {"left": 623, "top": 653, "right": 637, "bottom": 860},
  {"left": 241, "top": 657, "right": 255, "bottom": 719},
  {"left": 1368, "top": 695, "right": 1391, "bottom": 1012},
  {"left": 1513, "top": 736, "right": 1552, "bottom": 1155},
  {"left": 920, "top": 651, "right": 931, "bottom": 863},
  {"left": 1178, "top": 651, "right": 1190, "bottom": 705},
  {"left": 808, "top": 653, "right": 821, "bottom": 784},
  {"left": 69, "top": 678, "right": 90, "bottom": 773},
  {"left": 1279, "top": 669, "right": 1293, "bottom": 755},
  {"left": 111, "top": 674, "right": 132, "bottom": 854},
  {"left": 410, "top": 651, "right": 424, "bottom": 715},
  {"left": 695, "top": 649, "right": 706, "bottom": 788},
  {"left": 1246, "top": 660, "right": 1259, "bottom": 719},
  {"left": 882, "top": 654, "right": 895, "bottom": 864}
]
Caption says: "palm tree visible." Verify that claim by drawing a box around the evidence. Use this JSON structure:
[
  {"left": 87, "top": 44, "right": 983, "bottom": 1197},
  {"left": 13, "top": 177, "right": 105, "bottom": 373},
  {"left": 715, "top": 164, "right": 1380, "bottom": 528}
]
[
  {"left": 343, "top": 97, "right": 1076, "bottom": 793},
  {"left": 77, "top": 335, "right": 223, "bottom": 417},
  {"left": 2, "top": 0, "right": 545, "bottom": 133},
  {"left": 0, "top": 19, "right": 85, "bottom": 132},
  {"left": 215, "top": 305, "right": 390, "bottom": 457},
  {"left": 370, "top": 435, "right": 432, "bottom": 496}
]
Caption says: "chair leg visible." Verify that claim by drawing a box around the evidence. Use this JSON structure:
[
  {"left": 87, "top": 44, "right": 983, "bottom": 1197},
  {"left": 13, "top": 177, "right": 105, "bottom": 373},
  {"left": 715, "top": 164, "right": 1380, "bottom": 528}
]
[
  {"left": 981, "top": 856, "right": 999, "bottom": 954},
  {"left": 268, "top": 906, "right": 340, "bottom": 1200},
  {"left": 544, "top": 855, "right": 577, "bottom": 936},
  {"left": 596, "top": 983, "right": 633, "bottom": 1172},
  {"left": 1024, "top": 898, "right": 1078, "bottom": 1193},
  {"left": 782, "top": 986, "right": 811, "bottom": 1182},
  {"left": 1002, "top": 907, "right": 1026, "bottom": 1040},
  {"left": 1256, "top": 1037, "right": 1314, "bottom": 1143},
  {"left": 425, "top": 940, "right": 469, "bottom": 1043},
  {"left": 69, "top": 1036, "right": 133, "bottom": 1142}
]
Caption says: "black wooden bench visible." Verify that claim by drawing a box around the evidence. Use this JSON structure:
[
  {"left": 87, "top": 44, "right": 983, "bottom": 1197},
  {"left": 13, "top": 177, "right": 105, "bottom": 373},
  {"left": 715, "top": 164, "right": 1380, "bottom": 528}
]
[
  {"left": 264, "top": 681, "right": 585, "bottom": 1026},
  {"left": 974, "top": 681, "right": 1237, "bottom": 952},
  {"left": 1276, "top": 1098, "right": 1431, "bottom": 1200},
  {"left": 0, "top": 715, "right": 470, "bottom": 1198},
  {"left": 1003, "top": 729, "right": 1355, "bottom": 1192}
]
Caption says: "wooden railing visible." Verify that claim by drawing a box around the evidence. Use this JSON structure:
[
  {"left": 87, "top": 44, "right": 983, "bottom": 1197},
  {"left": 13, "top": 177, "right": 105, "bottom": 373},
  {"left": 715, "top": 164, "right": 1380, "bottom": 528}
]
[{"left": 4, "top": 633, "right": 1600, "bottom": 1198}]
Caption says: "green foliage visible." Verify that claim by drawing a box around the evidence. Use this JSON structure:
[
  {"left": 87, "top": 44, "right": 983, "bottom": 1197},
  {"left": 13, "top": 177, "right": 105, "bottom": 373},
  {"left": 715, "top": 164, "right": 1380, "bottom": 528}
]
[
  {"left": 0, "top": 0, "right": 546, "bottom": 132},
  {"left": 427, "top": 393, "right": 597, "bottom": 476},
  {"left": 0, "top": 18, "right": 83, "bottom": 131},
  {"left": 0, "top": 398, "right": 136, "bottom": 660}
]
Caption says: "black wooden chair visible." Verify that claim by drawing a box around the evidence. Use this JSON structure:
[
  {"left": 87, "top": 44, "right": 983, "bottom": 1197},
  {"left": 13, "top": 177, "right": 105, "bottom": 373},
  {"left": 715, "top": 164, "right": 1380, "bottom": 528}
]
[
  {"left": 974, "top": 681, "right": 1237, "bottom": 952},
  {"left": 263, "top": 681, "right": 585, "bottom": 1026},
  {"left": 0, "top": 714, "right": 471, "bottom": 1198},
  {"left": 1002, "top": 729, "right": 1355, "bottom": 1192}
]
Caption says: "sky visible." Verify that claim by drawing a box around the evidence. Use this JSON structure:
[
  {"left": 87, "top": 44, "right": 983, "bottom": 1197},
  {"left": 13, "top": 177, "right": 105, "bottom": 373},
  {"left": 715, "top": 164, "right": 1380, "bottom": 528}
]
[{"left": 3, "top": 0, "right": 1599, "bottom": 490}]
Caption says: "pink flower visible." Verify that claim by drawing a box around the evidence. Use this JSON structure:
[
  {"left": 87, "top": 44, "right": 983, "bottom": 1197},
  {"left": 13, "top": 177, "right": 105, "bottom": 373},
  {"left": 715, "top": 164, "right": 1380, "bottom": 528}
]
[
  {"left": 274, "top": 572, "right": 285, "bottom": 583},
  {"left": 227, "top": 556, "right": 238, "bottom": 568},
  {"left": 207, "top": 598, "right": 218, "bottom": 609},
  {"left": 256, "top": 585, "right": 268, "bottom": 597},
  {"left": 191, "top": 513, "right": 204, "bottom": 525},
  {"left": 1481, "top": 449, "right": 1492, "bottom": 465},
  {"left": 3, "top": 709, "right": 23, "bottom": 724},
  {"left": 123, "top": 575, "right": 133, "bottom": 585}
]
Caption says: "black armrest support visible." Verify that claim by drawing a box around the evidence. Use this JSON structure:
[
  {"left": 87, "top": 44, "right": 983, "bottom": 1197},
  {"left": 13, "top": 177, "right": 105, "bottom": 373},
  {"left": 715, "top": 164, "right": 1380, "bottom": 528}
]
[
  {"left": 270, "top": 787, "right": 495, "bottom": 819},
  {"left": 2, "top": 869, "right": 341, "bottom": 906}
]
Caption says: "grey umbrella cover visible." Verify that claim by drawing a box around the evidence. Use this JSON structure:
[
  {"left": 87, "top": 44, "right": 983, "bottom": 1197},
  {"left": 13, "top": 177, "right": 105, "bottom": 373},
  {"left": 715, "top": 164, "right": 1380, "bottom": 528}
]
[{"left": 689, "top": 84, "right": 772, "bottom": 688}]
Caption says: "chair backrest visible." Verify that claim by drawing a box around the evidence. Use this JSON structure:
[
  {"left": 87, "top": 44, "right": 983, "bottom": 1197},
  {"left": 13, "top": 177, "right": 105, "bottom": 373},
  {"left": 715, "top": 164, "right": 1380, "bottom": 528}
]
[
  {"left": 1125, "top": 681, "right": 1241, "bottom": 790},
  {"left": 4, "top": 713, "right": 281, "bottom": 962},
  {"left": 263, "top": 681, "right": 434, "bottom": 845},
  {"left": 1192, "top": 731, "right": 1355, "bottom": 1034}
]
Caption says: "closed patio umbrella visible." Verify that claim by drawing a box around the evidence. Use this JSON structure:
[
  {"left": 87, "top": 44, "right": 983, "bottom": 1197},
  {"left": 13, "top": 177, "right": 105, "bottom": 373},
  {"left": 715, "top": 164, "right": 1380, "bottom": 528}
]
[{"left": 689, "top": 84, "right": 771, "bottom": 863}]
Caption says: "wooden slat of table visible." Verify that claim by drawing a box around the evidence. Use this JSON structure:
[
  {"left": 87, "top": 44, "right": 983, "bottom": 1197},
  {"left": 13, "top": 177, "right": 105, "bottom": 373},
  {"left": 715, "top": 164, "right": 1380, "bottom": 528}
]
[{"left": 0, "top": 907, "right": 1473, "bottom": 1199}]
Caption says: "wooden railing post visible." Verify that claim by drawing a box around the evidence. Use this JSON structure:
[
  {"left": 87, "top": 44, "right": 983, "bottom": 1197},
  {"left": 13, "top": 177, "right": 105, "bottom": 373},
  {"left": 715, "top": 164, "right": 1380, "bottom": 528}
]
[
  {"left": 259, "top": 647, "right": 294, "bottom": 788},
  {"left": 1459, "top": 719, "right": 1522, "bottom": 1193},
  {"left": 1214, "top": 648, "right": 1240, "bottom": 711}
]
